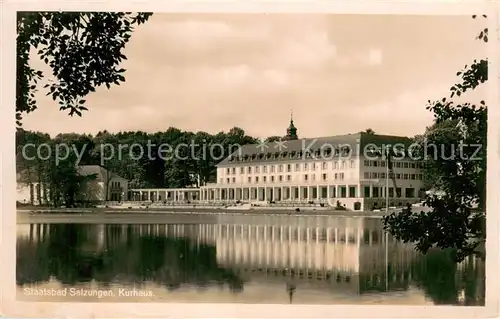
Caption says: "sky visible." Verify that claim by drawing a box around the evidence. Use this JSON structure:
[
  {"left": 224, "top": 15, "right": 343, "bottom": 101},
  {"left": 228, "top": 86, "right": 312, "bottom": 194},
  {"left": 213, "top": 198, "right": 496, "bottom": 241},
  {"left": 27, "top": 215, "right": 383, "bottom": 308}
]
[{"left": 22, "top": 13, "right": 487, "bottom": 139}]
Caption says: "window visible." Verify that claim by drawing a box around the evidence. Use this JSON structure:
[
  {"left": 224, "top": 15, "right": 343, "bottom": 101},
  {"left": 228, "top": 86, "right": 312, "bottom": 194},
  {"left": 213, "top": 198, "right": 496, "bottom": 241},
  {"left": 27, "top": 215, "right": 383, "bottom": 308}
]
[
  {"left": 349, "top": 186, "right": 356, "bottom": 198},
  {"left": 405, "top": 188, "right": 415, "bottom": 198},
  {"left": 304, "top": 174, "right": 308, "bottom": 181},
  {"left": 341, "top": 161, "right": 345, "bottom": 169},
  {"left": 312, "top": 174, "right": 316, "bottom": 181},
  {"left": 322, "top": 173, "right": 327, "bottom": 181},
  {"left": 279, "top": 164, "right": 283, "bottom": 172},
  {"left": 287, "top": 175, "right": 291, "bottom": 181},
  {"left": 381, "top": 172, "right": 386, "bottom": 179},
  {"left": 271, "top": 165, "right": 275, "bottom": 173},
  {"left": 418, "top": 174, "right": 423, "bottom": 180},
  {"left": 371, "top": 172, "right": 378, "bottom": 179},
  {"left": 333, "top": 161, "right": 339, "bottom": 169},
  {"left": 339, "top": 173, "right": 344, "bottom": 180},
  {"left": 410, "top": 163, "right": 416, "bottom": 169},
  {"left": 373, "top": 161, "right": 378, "bottom": 167},
  {"left": 396, "top": 173, "right": 401, "bottom": 179},
  {"left": 364, "top": 186, "right": 370, "bottom": 197},
  {"left": 312, "top": 163, "right": 316, "bottom": 171},
  {"left": 271, "top": 176, "right": 275, "bottom": 182},
  {"left": 227, "top": 168, "right": 230, "bottom": 174},
  {"left": 350, "top": 160, "right": 355, "bottom": 168},
  {"left": 396, "top": 162, "right": 401, "bottom": 168},
  {"left": 247, "top": 177, "right": 251, "bottom": 183},
  {"left": 322, "top": 162, "right": 327, "bottom": 169},
  {"left": 232, "top": 168, "right": 236, "bottom": 174},
  {"left": 364, "top": 160, "right": 370, "bottom": 166},
  {"left": 304, "top": 163, "right": 309, "bottom": 171},
  {"left": 279, "top": 175, "right": 283, "bottom": 182},
  {"left": 389, "top": 187, "right": 394, "bottom": 198},
  {"left": 334, "top": 173, "right": 338, "bottom": 180},
  {"left": 287, "top": 164, "right": 291, "bottom": 172},
  {"left": 256, "top": 176, "right": 259, "bottom": 183},
  {"left": 226, "top": 178, "right": 230, "bottom": 183},
  {"left": 411, "top": 174, "right": 416, "bottom": 180},
  {"left": 256, "top": 166, "right": 260, "bottom": 174},
  {"left": 295, "top": 163, "right": 300, "bottom": 171},
  {"left": 263, "top": 166, "right": 268, "bottom": 173},
  {"left": 232, "top": 177, "right": 235, "bottom": 183},
  {"left": 263, "top": 176, "right": 267, "bottom": 183},
  {"left": 396, "top": 187, "right": 402, "bottom": 197},
  {"left": 403, "top": 173, "right": 409, "bottom": 180},
  {"left": 381, "top": 161, "right": 386, "bottom": 167},
  {"left": 248, "top": 167, "right": 252, "bottom": 174},
  {"left": 240, "top": 167, "right": 244, "bottom": 174},
  {"left": 364, "top": 172, "right": 370, "bottom": 179},
  {"left": 403, "top": 162, "right": 409, "bottom": 168}
]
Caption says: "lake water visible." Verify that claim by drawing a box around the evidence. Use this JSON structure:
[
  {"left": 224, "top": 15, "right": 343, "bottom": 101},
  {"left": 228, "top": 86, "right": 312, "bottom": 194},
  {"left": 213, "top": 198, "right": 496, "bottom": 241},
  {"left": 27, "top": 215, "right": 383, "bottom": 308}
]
[{"left": 16, "top": 214, "right": 485, "bottom": 305}]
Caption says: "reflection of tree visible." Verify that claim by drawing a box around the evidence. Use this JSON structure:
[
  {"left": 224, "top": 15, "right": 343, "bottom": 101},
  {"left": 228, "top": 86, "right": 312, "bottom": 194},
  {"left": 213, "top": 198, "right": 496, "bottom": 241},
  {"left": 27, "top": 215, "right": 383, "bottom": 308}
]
[
  {"left": 410, "top": 249, "right": 484, "bottom": 305},
  {"left": 16, "top": 224, "right": 243, "bottom": 291}
]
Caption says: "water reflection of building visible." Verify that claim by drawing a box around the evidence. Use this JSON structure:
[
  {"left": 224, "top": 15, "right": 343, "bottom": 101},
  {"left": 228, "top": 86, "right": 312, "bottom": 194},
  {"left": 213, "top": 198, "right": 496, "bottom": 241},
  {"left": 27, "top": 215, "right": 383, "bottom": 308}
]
[
  {"left": 204, "top": 220, "right": 416, "bottom": 293},
  {"left": 17, "top": 221, "right": 486, "bottom": 304}
]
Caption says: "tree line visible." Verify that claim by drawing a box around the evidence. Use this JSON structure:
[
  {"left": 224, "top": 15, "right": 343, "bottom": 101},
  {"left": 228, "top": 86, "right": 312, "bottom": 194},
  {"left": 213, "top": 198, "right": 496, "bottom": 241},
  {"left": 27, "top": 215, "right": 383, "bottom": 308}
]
[{"left": 16, "top": 126, "right": 259, "bottom": 206}]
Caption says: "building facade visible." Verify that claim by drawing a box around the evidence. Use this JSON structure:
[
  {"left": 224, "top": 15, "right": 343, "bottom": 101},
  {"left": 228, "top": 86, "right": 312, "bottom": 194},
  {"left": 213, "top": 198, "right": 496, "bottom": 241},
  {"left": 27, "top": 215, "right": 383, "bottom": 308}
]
[
  {"left": 16, "top": 165, "right": 129, "bottom": 205},
  {"left": 131, "top": 120, "right": 425, "bottom": 211},
  {"left": 197, "top": 130, "right": 425, "bottom": 211}
]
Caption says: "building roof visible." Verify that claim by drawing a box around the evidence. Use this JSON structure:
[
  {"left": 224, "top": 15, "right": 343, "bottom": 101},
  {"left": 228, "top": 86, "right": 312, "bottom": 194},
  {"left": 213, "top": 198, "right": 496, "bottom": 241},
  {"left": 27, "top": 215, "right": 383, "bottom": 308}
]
[
  {"left": 216, "top": 132, "right": 415, "bottom": 166},
  {"left": 77, "top": 165, "right": 127, "bottom": 182}
]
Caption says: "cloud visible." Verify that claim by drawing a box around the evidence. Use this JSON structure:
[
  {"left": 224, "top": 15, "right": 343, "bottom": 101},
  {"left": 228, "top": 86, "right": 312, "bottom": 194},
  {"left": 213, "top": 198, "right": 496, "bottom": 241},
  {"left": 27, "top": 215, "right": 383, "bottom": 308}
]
[
  {"left": 21, "top": 14, "right": 486, "bottom": 139},
  {"left": 367, "top": 48, "right": 383, "bottom": 65}
]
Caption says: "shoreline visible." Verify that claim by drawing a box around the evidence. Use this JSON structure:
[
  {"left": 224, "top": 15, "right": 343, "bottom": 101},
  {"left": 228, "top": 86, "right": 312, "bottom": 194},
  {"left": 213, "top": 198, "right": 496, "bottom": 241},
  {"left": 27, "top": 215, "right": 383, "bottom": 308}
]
[{"left": 16, "top": 208, "right": 392, "bottom": 224}]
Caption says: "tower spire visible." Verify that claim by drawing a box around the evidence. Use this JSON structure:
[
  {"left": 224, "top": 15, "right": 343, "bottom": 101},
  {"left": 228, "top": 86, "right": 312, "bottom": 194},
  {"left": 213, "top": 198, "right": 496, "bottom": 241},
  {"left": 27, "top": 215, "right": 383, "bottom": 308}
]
[{"left": 284, "top": 109, "right": 298, "bottom": 140}]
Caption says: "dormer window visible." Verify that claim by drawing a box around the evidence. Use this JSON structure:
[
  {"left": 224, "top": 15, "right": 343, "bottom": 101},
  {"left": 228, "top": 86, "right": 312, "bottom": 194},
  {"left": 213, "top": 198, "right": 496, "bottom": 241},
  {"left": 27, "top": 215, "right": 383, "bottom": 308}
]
[{"left": 341, "top": 146, "right": 351, "bottom": 156}]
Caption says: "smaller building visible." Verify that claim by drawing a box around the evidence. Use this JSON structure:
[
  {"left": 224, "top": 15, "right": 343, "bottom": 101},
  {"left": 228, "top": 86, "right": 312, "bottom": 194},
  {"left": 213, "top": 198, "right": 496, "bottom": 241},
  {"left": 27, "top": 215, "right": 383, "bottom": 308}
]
[
  {"left": 16, "top": 165, "right": 129, "bottom": 205},
  {"left": 77, "top": 165, "right": 129, "bottom": 202}
]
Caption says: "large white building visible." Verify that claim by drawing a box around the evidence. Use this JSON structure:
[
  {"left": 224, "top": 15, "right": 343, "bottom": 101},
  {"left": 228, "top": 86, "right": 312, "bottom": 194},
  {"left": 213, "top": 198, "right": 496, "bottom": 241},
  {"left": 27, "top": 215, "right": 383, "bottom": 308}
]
[{"left": 133, "top": 120, "right": 426, "bottom": 211}]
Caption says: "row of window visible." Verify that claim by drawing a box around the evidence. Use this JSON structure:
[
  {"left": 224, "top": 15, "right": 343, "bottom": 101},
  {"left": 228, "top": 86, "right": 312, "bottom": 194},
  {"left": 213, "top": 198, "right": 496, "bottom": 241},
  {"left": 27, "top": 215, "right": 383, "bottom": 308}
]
[
  {"left": 223, "top": 159, "right": 422, "bottom": 176},
  {"left": 363, "top": 172, "right": 424, "bottom": 181},
  {"left": 110, "top": 181, "right": 122, "bottom": 188},
  {"left": 364, "top": 160, "right": 422, "bottom": 169},
  {"left": 228, "top": 147, "right": 352, "bottom": 163},
  {"left": 224, "top": 161, "right": 356, "bottom": 176},
  {"left": 364, "top": 186, "right": 423, "bottom": 199},
  {"left": 221, "top": 173, "right": 347, "bottom": 184}
]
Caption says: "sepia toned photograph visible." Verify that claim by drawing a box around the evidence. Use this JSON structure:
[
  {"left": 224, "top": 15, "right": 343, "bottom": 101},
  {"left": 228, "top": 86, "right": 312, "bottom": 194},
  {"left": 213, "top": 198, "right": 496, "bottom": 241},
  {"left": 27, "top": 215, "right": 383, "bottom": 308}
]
[{"left": 2, "top": 2, "right": 498, "bottom": 318}]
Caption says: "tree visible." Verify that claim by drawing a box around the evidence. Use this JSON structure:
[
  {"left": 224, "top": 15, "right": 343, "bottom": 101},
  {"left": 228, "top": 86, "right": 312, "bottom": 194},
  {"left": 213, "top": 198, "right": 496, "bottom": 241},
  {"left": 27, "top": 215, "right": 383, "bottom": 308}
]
[
  {"left": 364, "top": 128, "right": 375, "bottom": 135},
  {"left": 383, "top": 15, "right": 487, "bottom": 262},
  {"left": 16, "top": 12, "right": 153, "bottom": 126},
  {"left": 265, "top": 136, "right": 282, "bottom": 143}
]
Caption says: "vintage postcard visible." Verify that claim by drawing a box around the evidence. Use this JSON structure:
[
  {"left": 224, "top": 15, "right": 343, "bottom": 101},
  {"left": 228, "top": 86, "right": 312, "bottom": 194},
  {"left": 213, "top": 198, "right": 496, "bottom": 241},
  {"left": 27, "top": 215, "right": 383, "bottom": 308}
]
[{"left": 1, "top": 0, "right": 499, "bottom": 318}]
